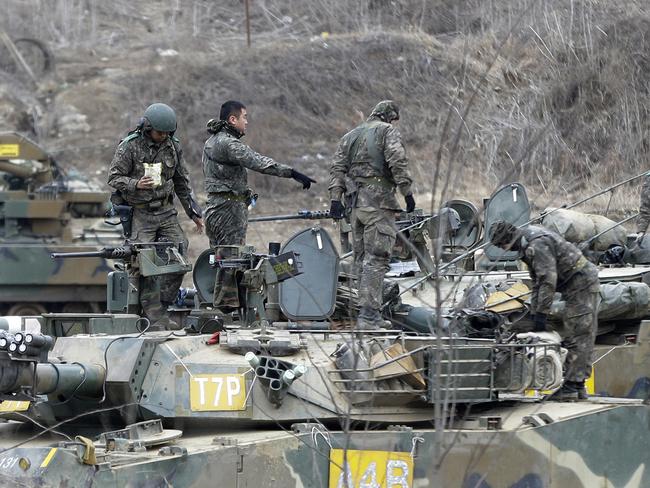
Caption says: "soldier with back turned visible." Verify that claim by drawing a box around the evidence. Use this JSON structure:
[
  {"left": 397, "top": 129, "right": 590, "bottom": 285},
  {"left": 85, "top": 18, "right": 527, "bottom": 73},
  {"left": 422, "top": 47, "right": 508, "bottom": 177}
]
[{"left": 328, "top": 100, "right": 415, "bottom": 330}]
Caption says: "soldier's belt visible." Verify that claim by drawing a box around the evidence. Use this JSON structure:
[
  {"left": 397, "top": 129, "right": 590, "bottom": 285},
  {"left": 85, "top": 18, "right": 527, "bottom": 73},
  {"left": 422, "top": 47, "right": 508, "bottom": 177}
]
[
  {"left": 355, "top": 176, "right": 394, "bottom": 190},
  {"left": 132, "top": 196, "right": 171, "bottom": 210},
  {"left": 211, "top": 192, "right": 248, "bottom": 202}
]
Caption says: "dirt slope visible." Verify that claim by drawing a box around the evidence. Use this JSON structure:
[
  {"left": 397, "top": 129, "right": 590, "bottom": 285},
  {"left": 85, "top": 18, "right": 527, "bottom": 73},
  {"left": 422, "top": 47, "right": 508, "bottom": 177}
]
[{"left": 1, "top": 1, "right": 649, "bottom": 253}]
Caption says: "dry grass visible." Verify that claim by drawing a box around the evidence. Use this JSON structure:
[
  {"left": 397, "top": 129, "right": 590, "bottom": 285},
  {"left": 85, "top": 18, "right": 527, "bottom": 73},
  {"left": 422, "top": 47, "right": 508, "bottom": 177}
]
[{"left": 1, "top": 0, "right": 649, "bottom": 227}]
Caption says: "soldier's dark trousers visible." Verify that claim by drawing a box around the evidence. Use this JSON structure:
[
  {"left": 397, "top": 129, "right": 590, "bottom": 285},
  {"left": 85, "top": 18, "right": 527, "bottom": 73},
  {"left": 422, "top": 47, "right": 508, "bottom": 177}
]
[
  {"left": 351, "top": 206, "right": 397, "bottom": 315},
  {"left": 205, "top": 197, "right": 247, "bottom": 309},
  {"left": 205, "top": 197, "right": 248, "bottom": 248},
  {"left": 212, "top": 246, "right": 242, "bottom": 309},
  {"left": 132, "top": 208, "right": 189, "bottom": 320},
  {"left": 560, "top": 268, "right": 601, "bottom": 383}
]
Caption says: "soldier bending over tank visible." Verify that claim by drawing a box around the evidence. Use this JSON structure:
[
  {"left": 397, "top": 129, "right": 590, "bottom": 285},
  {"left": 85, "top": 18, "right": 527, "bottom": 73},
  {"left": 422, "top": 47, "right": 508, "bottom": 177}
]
[{"left": 489, "top": 220, "right": 600, "bottom": 401}]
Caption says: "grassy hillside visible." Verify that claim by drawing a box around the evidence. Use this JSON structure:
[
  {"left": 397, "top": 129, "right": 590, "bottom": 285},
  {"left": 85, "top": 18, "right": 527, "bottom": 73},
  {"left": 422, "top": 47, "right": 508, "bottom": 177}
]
[{"left": 2, "top": 0, "right": 649, "bottom": 250}]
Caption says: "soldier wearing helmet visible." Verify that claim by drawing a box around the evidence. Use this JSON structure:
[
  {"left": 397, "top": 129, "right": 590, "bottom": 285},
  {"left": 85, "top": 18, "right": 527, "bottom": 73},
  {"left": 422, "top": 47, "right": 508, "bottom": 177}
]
[
  {"left": 328, "top": 100, "right": 415, "bottom": 330},
  {"left": 489, "top": 220, "right": 600, "bottom": 401},
  {"left": 108, "top": 103, "right": 204, "bottom": 330}
]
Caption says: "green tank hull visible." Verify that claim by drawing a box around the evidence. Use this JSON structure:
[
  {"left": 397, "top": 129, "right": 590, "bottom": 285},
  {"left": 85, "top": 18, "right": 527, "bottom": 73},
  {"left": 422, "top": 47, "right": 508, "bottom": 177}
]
[{"left": 0, "top": 401, "right": 647, "bottom": 487}]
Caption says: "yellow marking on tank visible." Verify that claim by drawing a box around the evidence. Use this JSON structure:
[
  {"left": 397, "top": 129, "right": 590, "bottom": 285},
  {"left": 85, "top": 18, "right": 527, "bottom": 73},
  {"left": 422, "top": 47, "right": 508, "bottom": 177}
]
[
  {"left": 189, "top": 374, "right": 247, "bottom": 411},
  {"left": 524, "top": 389, "right": 553, "bottom": 398},
  {"left": 0, "top": 400, "right": 30, "bottom": 412},
  {"left": 0, "top": 144, "right": 20, "bottom": 157},
  {"left": 585, "top": 366, "right": 595, "bottom": 395},
  {"left": 329, "top": 449, "right": 413, "bottom": 488},
  {"left": 40, "top": 448, "right": 57, "bottom": 468}
]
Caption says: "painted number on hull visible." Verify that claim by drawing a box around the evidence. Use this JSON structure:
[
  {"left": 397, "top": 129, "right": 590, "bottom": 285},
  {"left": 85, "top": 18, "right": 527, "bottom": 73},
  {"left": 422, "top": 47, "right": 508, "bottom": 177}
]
[
  {"left": 0, "top": 401, "right": 30, "bottom": 412},
  {"left": 190, "top": 374, "right": 246, "bottom": 411},
  {"left": 0, "top": 144, "right": 19, "bottom": 157},
  {"left": 0, "top": 456, "right": 19, "bottom": 470},
  {"left": 329, "top": 449, "right": 413, "bottom": 488}
]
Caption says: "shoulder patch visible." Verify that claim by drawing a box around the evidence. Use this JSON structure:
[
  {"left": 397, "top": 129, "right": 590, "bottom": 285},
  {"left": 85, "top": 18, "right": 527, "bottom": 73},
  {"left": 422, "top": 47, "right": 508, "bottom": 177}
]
[
  {"left": 119, "top": 132, "right": 140, "bottom": 147},
  {"left": 525, "top": 247, "right": 535, "bottom": 260}
]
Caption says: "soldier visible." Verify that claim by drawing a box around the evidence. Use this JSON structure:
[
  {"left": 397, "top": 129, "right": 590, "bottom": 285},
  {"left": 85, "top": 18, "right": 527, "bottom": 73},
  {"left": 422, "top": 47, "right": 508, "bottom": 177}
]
[
  {"left": 328, "top": 100, "right": 415, "bottom": 330},
  {"left": 202, "top": 100, "right": 315, "bottom": 308},
  {"left": 108, "top": 103, "right": 204, "bottom": 330},
  {"left": 636, "top": 175, "right": 650, "bottom": 246},
  {"left": 489, "top": 220, "right": 600, "bottom": 401}
]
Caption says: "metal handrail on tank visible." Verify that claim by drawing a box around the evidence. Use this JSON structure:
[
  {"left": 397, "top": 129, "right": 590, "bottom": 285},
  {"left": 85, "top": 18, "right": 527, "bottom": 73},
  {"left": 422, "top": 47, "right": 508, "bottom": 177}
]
[{"left": 330, "top": 340, "right": 563, "bottom": 400}]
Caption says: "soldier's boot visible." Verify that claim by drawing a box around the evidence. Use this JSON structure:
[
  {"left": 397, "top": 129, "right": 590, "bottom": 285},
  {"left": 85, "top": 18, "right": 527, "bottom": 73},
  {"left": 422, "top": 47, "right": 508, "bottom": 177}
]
[
  {"left": 158, "top": 302, "right": 182, "bottom": 331},
  {"left": 150, "top": 315, "right": 181, "bottom": 331},
  {"left": 577, "top": 381, "right": 589, "bottom": 400},
  {"left": 547, "top": 381, "right": 580, "bottom": 402},
  {"left": 142, "top": 301, "right": 180, "bottom": 331},
  {"left": 356, "top": 307, "right": 391, "bottom": 331}
]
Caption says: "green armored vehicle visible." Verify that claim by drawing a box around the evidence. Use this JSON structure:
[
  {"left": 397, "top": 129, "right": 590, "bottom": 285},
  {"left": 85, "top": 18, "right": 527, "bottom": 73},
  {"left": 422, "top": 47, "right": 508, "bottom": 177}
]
[
  {"left": 0, "top": 227, "right": 649, "bottom": 487},
  {"left": 0, "top": 132, "right": 121, "bottom": 315},
  {"left": 400, "top": 181, "right": 650, "bottom": 402}
]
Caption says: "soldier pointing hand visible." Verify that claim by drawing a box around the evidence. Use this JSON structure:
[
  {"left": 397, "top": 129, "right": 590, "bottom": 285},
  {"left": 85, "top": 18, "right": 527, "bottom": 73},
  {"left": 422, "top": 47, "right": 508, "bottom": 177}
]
[{"left": 202, "top": 100, "right": 316, "bottom": 309}]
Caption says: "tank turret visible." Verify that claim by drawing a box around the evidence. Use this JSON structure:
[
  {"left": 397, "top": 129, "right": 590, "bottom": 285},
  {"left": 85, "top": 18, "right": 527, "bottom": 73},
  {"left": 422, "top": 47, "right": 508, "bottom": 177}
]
[{"left": 0, "top": 226, "right": 649, "bottom": 487}]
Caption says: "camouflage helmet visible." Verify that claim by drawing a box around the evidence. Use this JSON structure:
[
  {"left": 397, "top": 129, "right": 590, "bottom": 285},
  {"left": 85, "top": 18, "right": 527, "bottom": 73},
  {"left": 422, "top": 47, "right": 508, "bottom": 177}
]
[
  {"left": 143, "top": 103, "right": 177, "bottom": 133},
  {"left": 489, "top": 220, "right": 519, "bottom": 248},
  {"left": 370, "top": 100, "right": 400, "bottom": 123}
]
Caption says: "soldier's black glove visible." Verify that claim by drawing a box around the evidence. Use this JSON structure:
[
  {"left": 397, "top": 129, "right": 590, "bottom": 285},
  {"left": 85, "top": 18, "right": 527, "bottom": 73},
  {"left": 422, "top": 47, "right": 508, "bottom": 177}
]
[
  {"left": 291, "top": 170, "right": 316, "bottom": 190},
  {"left": 189, "top": 193, "right": 203, "bottom": 219},
  {"left": 404, "top": 194, "right": 416, "bottom": 213},
  {"left": 329, "top": 200, "right": 345, "bottom": 219},
  {"left": 532, "top": 313, "right": 549, "bottom": 332},
  {"left": 635, "top": 231, "right": 646, "bottom": 248}
]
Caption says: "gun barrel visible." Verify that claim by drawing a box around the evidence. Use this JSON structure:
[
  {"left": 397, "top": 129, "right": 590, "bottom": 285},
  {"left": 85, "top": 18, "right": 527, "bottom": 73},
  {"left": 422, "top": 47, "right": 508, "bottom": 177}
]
[
  {"left": 0, "top": 360, "right": 105, "bottom": 398},
  {"left": 51, "top": 251, "right": 107, "bottom": 259},
  {"left": 249, "top": 215, "right": 303, "bottom": 222},
  {"left": 249, "top": 211, "right": 331, "bottom": 222},
  {"left": 395, "top": 215, "right": 434, "bottom": 227},
  {"left": 51, "top": 246, "right": 133, "bottom": 260},
  {"left": 0, "top": 160, "right": 37, "bottom": 179}
]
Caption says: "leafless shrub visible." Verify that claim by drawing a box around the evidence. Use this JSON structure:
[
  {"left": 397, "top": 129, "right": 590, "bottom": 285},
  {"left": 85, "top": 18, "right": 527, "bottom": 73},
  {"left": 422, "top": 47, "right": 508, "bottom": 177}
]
[{"left": 1, "top": 0, "right": 649, "bottom": 219}]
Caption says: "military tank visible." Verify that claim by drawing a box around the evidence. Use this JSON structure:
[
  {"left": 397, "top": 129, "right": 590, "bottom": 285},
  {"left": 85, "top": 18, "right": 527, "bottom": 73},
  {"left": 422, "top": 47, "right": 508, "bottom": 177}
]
[
  {"left": 0, "top": 225, "right": 649, "bottom": 487},
  {"left": 0, "top": 132, "right": 121, "bottom": 315},
  {"left": 398, "top": 181, "right": 650, "bottom": 402}
]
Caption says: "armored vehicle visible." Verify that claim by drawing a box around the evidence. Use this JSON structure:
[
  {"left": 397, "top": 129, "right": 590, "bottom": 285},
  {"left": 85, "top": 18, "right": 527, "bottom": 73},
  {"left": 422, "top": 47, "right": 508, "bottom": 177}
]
[
  {"left": 0, "top": 132, "right": 121, "bottom": 315},
  {"left": 399, "top": 181, "right": 650, "bottom": 402},
  {"left": 0, "top": 226, "right": 649, "bottom": 487}
]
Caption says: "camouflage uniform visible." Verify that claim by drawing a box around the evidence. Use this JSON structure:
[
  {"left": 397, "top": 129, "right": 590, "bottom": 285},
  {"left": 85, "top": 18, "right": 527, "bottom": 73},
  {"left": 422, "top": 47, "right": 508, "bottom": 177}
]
[
  {"left": 518, "top": 225, "right": 600, "bottom": 383},
  {"left": 637, "top": 174, "right": 650, "bottom": 234},
  {"left": 202, "top": 123, "right": 293, "bottom": 308},
  {"left": 329, "top": 101, "right": 413, "bottom": 327},
  {"left": 108, "top": 131, "right": 195, "bottom": 321}
]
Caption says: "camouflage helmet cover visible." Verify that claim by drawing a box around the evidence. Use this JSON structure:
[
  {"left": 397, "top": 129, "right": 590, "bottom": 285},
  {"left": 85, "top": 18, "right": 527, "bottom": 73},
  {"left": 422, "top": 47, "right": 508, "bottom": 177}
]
[
  {"left": 143, "top": 103, "right": 177, "bottom": 133},
  {"left": 489, "top": 220, "right": 519, "bottom": 247},
  {"left": 371, "top": 100, "right": 400, "bottom": 122}
]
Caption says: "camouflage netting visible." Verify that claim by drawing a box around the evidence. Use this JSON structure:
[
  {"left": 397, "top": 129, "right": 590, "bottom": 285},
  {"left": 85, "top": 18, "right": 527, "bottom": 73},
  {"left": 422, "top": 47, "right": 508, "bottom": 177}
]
[{"left": 541, "top": 208, "right": 627, "bottom": 251}]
